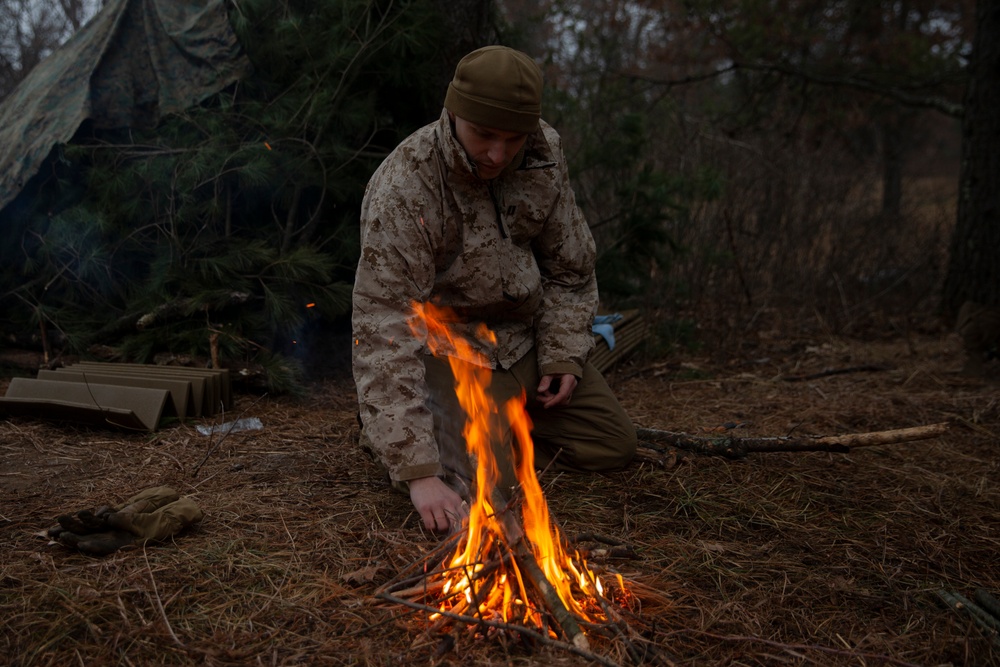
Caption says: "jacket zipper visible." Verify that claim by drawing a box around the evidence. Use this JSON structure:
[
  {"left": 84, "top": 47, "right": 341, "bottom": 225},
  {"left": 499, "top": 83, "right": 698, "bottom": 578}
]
[
  {"left": 488, "top": 181, "right": 518, "bottom": 303},
  {"left": 488, "top": 182, "right": 508, "bottom": 240}
]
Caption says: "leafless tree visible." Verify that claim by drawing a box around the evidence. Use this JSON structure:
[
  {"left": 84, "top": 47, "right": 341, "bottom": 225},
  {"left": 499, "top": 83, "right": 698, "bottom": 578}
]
[
  {"left": 943, "top": 0, "right": 1000, "bottom": 316},
  {"left": 0, "top": 0, "right": 100, "bottom": 100}
]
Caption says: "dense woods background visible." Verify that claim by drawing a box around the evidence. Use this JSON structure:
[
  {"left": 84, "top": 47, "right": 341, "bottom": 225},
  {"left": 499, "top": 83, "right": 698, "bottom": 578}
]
[
  {"left": 0, "top": 0, "right": 988, "bottom": 389},
  {"left": 2, "top": 4, "right": 999, "bottom": 666}
]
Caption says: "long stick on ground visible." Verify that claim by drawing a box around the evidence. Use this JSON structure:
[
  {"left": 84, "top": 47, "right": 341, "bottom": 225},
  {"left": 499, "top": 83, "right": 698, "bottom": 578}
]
[{"left": 636, "top": 422, "right": 949, "bottom": 459}]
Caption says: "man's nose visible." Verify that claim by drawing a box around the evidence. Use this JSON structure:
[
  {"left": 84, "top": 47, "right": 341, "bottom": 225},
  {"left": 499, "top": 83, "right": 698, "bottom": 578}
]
[{"left": 488, "top": 141, "right": 507, "bottom": 163}]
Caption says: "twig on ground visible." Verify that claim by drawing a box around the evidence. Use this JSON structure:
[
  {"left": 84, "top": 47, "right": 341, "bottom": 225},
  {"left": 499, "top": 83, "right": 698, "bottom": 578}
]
[
  {"left": 585, "top": 576, "right": 653, "bottom": 665},
  {"left": 782, "top": 364, "right": 893, "bottom": 381},
  {"left": 374, "top": 531, "right": 465, "bottom": 595},
  {"left": 191, "top": 393, "right": 268, "bottom": 478},
  {"left": 143, "top": 547, "right": 185, "bottom": 649}
]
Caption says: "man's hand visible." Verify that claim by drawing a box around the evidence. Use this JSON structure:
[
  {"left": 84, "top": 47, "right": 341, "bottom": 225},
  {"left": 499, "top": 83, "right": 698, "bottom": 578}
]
[
  {"left": 408, "top": 476, "right": 468, "bottom": 533},
  {"left": 536, "top": 373, "right": 577, "bottom": 409}
]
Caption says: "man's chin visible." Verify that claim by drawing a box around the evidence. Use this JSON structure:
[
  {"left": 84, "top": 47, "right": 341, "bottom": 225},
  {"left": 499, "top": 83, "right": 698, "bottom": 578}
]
[{"left": 476, "top": 164, "right": 503, "bottom": 179}]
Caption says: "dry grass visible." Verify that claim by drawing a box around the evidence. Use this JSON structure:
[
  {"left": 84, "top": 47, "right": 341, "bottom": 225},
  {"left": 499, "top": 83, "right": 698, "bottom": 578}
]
[{"left": 2, "top": 322, "right": 999, "bottom": 666}]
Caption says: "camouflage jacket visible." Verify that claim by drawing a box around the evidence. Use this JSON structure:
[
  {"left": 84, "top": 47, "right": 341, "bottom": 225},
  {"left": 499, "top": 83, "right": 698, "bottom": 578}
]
[{"left": 352, "top": 109, "right": 598, "bottom": 482}]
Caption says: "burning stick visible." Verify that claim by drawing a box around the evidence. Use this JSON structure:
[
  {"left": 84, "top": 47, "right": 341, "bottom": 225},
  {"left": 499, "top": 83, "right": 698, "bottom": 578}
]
[
  {"left": 488, "top": 487, "right": 589, "bottom": 649},
  {"left": 376, "top": 531, "right": 466, "bottom": 597},
  {"left": 510, "top": 542, "right": 589, "bottom": 649}
]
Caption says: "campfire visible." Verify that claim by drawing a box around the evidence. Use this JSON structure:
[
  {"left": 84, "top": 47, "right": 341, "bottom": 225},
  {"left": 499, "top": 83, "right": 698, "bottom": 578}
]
[{"left": 375, "top": 303, "right": 640, "bottom": 660}]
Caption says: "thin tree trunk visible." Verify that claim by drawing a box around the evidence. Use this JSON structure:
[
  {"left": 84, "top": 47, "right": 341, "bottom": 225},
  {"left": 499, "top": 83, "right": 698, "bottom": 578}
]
[
  {"left": 943, "top": 1, "right": 1000, "bottom": 321},
  {"left": 880, "top": 116, "right": 904, "bottom": 219}
]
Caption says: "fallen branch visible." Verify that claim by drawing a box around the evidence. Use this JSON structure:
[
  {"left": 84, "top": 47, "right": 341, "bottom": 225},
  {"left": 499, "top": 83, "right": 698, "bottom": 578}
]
[
  {"left": 936, "top": 589, "right": 1000, "bottom": 647},
  {"left": 635, "top": 422, "right": 949, "bottom": 459},
  {"left": 135, "top": 292, "right": 250, "bottom": 330}
]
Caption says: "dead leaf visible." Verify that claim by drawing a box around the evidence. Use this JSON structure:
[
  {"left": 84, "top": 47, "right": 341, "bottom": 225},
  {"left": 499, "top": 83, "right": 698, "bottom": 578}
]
[{"left": 341, "top": 565, "right": 380, "bottom": 585}]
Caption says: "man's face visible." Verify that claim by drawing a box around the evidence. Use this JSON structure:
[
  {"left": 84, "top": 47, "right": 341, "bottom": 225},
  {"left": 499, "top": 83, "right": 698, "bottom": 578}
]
[{"left": 451, "top": 114, "right": 529, "bottom": 180}]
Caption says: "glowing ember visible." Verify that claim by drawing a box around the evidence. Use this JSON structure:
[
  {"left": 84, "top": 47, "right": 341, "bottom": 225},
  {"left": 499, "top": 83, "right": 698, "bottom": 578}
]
[{"left": 407, "top": 302, "right": 620, "bottom": 640}]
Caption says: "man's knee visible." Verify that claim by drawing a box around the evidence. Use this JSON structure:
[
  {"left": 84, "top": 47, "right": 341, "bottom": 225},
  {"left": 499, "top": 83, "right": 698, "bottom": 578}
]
[
  {"left": 612, "top": 425, "right": 638, "bottom": 468},
  {"left": 540, "top": 424, "right": 636, "bottom": 472},
  {"left": 589, "top": 421, "right": 638, "bottom": 470}
]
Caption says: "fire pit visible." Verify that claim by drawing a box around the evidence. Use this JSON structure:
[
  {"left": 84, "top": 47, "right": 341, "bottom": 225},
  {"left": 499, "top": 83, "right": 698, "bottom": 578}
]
[{"left": 373, "top": 303, "right": 662, "bottom": 665}]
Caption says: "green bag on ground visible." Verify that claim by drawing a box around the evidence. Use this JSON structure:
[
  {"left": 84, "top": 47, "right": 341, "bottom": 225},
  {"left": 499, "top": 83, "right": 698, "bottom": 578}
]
[{"left": 47, "top": 486, "right": 203, "bottom": 555}]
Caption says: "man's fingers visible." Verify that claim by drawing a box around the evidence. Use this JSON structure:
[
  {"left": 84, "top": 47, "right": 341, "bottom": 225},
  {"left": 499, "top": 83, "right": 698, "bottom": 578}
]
[
  {"left": 540, "top": 386, "right": 572, "bottom": 408},
  {"left": 444, "top": 501, "right": 471, "bottom": 535},
  {"left": 421, "top": 510, "right": 442, "bottom": 532},
  {"left": 445, "top": 502, "right": 470, "bottom": 522},
  {"left": 422, "top": 509, "right": 452, "bottom": 533},
  {"left": 409, "top": 476, "right": 468, "bottom": 533},
  {"left": 536, "top": 374, "right": 578, "bottom": 408}
]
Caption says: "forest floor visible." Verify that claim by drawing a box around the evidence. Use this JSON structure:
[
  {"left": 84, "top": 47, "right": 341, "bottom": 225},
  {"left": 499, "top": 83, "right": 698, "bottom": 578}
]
[{"left": 1, "top": 315, "right": 999, "bottom": 666}]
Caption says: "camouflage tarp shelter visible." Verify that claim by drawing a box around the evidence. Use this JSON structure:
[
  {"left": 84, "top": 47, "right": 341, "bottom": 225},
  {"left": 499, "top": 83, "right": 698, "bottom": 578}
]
[{"left": 0, "top": 0, "right": 251, "bottom": 212}]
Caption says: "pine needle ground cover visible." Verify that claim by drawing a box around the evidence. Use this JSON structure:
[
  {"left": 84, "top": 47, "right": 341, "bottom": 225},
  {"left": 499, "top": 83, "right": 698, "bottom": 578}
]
[{"left": 1, "top": 326, "right": 998, "bottom": 666}]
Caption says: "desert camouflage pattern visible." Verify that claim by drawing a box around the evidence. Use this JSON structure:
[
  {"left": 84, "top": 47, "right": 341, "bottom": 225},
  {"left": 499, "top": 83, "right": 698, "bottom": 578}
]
[
  {"left": 0, "top": 0, "right": 251, "bottom": 211},
  {"left": 353, "top": 109, "right": 598, "bottom": 482}
]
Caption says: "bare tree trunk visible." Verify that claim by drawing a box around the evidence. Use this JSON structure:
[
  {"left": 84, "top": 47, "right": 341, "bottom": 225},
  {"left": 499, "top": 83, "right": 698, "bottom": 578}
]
[
  {"left": 427, "top": 0, "right": 501, "bottom": 94},
  {"left": 880, "top": 115, "right": 904, "bottom": 220},
  {"left": 943, "top": 0, "right": 1000, "bottom": 322}
]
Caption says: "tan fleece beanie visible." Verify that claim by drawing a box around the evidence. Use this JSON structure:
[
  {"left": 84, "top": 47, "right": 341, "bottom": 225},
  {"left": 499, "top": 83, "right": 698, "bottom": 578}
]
[{"left": 444, "top": 46, "right": 543, "bottom": 134}]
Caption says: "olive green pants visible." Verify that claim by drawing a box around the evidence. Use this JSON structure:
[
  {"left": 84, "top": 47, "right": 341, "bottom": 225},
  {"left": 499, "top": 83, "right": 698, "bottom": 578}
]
[{"left": 424, "top": 347, "right": 637, "bottom": 498}]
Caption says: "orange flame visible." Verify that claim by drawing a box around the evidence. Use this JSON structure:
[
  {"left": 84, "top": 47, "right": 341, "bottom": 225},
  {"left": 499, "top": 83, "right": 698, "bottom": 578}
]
[{"left": 408, "top": 302, "right": 609, "bottom": 632}]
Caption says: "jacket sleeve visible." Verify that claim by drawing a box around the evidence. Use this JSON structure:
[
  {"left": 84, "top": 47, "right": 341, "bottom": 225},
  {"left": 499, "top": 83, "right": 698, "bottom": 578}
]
[
  {"left": 532, "top": 132, "right": 599, "bottom": 378},
  {"left": 352, "top": 166, "right": 442, "bottom": 483}
]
